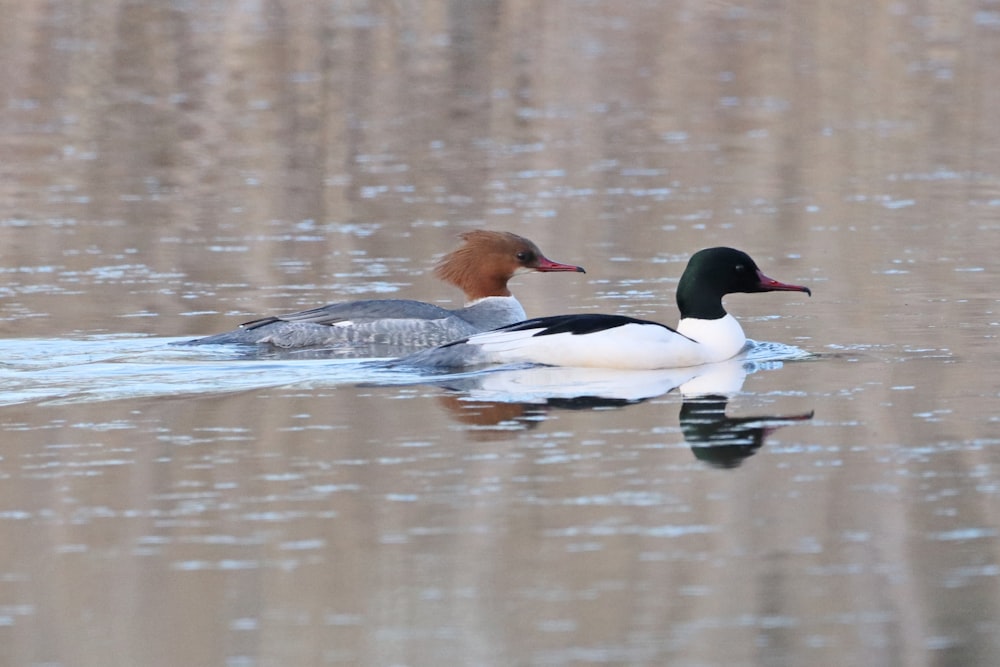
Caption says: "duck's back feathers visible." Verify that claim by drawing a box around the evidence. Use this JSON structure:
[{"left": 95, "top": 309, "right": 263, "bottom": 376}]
[
  {"left": 486, "top": 313, "right": 675, "bottom": 338},
  {"left": 241, "top": 299, "right": 456, "bottom": 330}
]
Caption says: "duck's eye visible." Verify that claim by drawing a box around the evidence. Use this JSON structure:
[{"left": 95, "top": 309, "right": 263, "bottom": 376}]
[
  {"left": 516, "top": 251, "right": 532, "bottom": 262},
  {"left": 734, "top": 263, "right": 746, "bottom": 273}
]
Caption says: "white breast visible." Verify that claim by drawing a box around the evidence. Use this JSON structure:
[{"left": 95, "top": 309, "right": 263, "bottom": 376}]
[{"left": 675, "top": 314, "right": 747, "bottom": 363}]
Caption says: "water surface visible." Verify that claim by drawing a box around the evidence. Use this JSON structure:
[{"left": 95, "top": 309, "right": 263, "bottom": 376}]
[{"left": 1, "top": 2, "right": 999, "bottom": 666}]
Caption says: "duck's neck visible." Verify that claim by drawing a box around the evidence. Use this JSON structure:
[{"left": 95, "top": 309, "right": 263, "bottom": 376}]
[
  {"left": 676, "top": 284, "right": 727, "bottom": 320},
  {"left": 435, "top": 252, "right": 513, "bottom": 301},
  {"left": 676, "top": 253, "right": 736, "bottom": 321}
]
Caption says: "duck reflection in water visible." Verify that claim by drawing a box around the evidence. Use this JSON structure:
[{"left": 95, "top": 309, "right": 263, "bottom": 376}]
[
  {"left": 426, "top": 357, "right": 813, "bottom": 468},
  {"left": 679, "top": 395, "right": 813, "bottom": 468}
]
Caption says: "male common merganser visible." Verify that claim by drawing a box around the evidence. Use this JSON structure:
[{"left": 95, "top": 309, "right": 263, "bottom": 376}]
[
  {"left": 397, "top": 247, "right": 810, "bottom": 370},
  {"left": 183, "top": 230, "right": 585, "bottom": 350}
]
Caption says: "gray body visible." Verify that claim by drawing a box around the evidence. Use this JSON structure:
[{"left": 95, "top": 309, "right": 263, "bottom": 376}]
[{"left": 184, "top": 296, "right": 527, "bottom": 350}]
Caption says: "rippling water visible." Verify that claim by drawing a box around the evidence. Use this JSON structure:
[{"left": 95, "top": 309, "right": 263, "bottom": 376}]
[
  {"left": 2, "top": 2, "right": 1000, "bottom": 666},
  {"left": 0, "top": 336, "right": 811, "bottom": 407}
]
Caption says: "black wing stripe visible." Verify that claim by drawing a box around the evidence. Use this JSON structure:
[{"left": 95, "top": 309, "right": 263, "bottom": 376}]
[{"left": 497, "top": 314, "right": 676, "bottom": 337}]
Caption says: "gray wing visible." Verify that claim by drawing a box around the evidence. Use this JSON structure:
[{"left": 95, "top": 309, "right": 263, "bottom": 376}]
[{"left": 241, "top": 299, "right": 456, "bottom": 330}]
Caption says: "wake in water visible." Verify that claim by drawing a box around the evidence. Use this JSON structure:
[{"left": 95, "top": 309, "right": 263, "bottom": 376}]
[
  {"left": 744, "top": 339, "right": 817, "bottom": 364},
  {"left": 0, "top": 335, "right": 816, "bottom": 407},
  {"left": 0, "top": 335, "right": 394, "bottom": 406}
]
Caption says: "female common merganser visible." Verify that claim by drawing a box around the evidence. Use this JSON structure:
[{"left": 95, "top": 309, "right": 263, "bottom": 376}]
[
  {"left": 397, "top": 247, "right": 810, "bottom": 370},
  {"left": 184, "top": 230, "right": 585, "bottom": 350}
]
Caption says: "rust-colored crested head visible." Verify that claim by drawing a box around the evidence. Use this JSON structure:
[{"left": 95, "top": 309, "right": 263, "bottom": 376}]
[{"left": 433, "top": 230, "right": 585, "bottom": 301}]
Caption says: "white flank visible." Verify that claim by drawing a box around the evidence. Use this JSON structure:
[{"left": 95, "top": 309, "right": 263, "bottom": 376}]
[{"left": 453, "top": 314, "right": 748, "bottom": 370}]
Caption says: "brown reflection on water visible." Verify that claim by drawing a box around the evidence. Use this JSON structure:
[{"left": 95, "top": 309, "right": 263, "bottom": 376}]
[
  {"left": 2, "top": 373, "right": 993, "bottom": 666},
  {"left": 2, "top": 1, "right": 1000, "bottom": 666}
]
